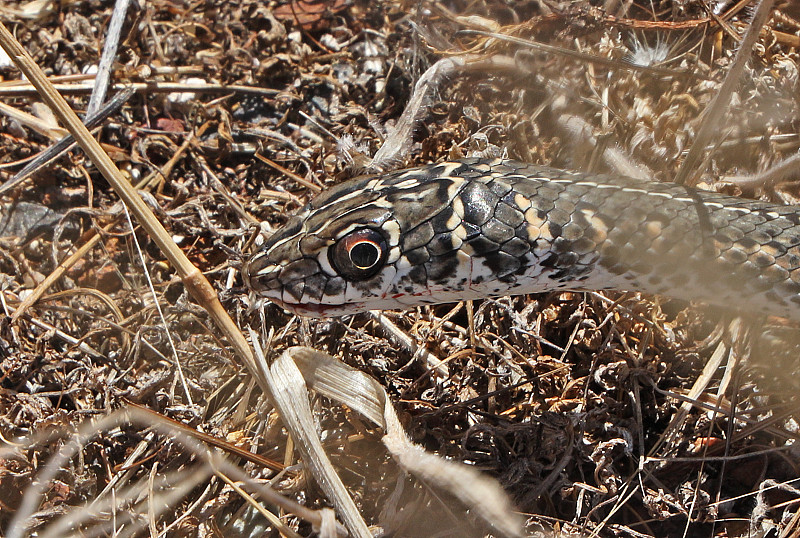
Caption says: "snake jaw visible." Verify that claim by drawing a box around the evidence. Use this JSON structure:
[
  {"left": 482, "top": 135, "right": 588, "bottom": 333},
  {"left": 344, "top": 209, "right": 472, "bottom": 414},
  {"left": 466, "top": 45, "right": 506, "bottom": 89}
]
[{"left": 244, "top": 263, "right": 356, "bottom": 317}]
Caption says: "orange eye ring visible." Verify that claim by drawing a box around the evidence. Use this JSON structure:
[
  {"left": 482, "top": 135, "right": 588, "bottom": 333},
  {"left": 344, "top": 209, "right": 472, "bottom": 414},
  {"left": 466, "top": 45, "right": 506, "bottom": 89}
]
[{"left": 330, "top": 228, "right": 388, "bottom": 281}]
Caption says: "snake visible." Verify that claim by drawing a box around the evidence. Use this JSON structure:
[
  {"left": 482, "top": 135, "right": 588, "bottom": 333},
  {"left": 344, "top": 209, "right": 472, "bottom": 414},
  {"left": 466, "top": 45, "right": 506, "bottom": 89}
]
[{"left": 243, "top": 158, "right": 800, "bottom": 320}]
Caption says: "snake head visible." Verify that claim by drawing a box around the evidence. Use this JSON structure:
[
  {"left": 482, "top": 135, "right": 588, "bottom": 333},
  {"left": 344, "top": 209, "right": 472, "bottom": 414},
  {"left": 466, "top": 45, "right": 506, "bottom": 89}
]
[
  {"left": 243, "top": 159, "right": 544, "bottom": 317},
  {"left": 243, "top": 173, "right": 404, "bottom": 317}
]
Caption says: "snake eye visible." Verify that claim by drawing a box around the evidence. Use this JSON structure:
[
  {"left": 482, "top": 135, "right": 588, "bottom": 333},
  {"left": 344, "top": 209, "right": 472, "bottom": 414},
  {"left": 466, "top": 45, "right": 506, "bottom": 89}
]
[{"left": 330, "top": 228, "right": 388, "bottom": 281}]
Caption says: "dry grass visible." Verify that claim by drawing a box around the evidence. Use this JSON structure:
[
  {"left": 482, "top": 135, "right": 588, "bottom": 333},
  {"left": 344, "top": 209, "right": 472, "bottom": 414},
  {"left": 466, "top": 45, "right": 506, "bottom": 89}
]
[{"left": 2, "top": 0, "right": 800, "bottom": 536}]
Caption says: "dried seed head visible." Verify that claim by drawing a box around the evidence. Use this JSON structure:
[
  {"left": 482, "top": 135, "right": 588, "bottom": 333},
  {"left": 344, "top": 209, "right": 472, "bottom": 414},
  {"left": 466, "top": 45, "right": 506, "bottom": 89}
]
[{"left": 625, "top": 34, "right": 672, "bottom": 68}]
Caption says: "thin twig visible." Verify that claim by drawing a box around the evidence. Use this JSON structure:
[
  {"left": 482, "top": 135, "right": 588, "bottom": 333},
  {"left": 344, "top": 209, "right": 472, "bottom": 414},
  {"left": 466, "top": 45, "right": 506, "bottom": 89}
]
[
  {"left": 10, "top": 220, "right": 119, "bottom": 322},
  {"left": 0, "top": 101, "right": 67, "bottom": 139},
  {"left": 457, "top": 30, "right": 701, "bottom": 78},
  {"left": 10, "top": 121, "right": 197, "bottom": 322},
  {"left": 673, "top": 0, "right": 775, "bottom": 185},
  {"left": 0, "top": 81, "right": 287, "bottom": 98},
  {"left": 0, "top": 86, "right": 135, "bottom": 196},
  {"left": 725, "top": 153, "right": 800, "bottom": 189},
  {"left": 87, "top": 0, "right": 133, "bottom": 116},
  {"left": 0, "top": 20, "right": 258, "bottom": 384}
]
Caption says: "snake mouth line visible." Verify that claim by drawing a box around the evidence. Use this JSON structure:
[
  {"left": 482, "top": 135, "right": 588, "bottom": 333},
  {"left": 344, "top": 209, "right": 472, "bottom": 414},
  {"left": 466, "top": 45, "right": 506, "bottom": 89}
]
[{"left": 268, "top": 296, "right": 362, "bottom": 317}]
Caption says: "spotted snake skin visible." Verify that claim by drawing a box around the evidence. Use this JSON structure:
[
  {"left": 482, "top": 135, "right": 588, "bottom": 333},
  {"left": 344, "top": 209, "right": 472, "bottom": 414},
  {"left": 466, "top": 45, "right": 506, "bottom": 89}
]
[{"left": 243, "top": 158, "right": 800, "bottom": 319}]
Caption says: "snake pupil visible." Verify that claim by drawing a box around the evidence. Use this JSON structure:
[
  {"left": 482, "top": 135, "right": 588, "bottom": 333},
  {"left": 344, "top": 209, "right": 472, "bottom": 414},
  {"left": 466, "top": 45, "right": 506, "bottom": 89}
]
[
  {"left": 330, "top": 228, "right": 388, "bottom": 281},
  {"left": 350, "top": 242, "right": 379, "bottom": 269}
]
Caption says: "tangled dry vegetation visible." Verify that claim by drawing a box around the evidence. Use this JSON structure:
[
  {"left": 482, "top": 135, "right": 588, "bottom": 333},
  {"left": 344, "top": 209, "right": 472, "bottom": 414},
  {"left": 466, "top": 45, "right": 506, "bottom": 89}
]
[{"left": 2, "top": 0, "right": 800, "bottom": 536}]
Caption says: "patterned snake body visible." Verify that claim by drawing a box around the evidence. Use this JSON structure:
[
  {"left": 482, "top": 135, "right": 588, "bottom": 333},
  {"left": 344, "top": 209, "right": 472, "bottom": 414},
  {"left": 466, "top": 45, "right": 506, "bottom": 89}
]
[{"left": 244, "top": 158, "right": 800, "bottom": 319}]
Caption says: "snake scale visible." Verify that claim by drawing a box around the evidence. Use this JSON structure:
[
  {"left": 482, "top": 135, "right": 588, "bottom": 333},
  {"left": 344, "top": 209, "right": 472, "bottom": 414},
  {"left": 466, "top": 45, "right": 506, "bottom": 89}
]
[{"left": 243, "top": 158, "right": 800, "bottom": 320}]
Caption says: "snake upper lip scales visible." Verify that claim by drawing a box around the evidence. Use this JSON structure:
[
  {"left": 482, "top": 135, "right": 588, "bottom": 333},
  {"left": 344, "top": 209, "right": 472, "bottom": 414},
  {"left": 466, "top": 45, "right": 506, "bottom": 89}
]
[
  {"left": 252, "top": 288, "right": 365, "bottom": 317},
  {"left": 245, "top": 157, "right": 800, "bottom": 320}
]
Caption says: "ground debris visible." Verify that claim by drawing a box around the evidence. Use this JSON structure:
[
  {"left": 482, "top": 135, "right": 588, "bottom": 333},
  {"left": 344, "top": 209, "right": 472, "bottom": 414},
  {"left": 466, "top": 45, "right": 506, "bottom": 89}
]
[{"left": 1, "top": 1, "right": 800, "bottom": 536}]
